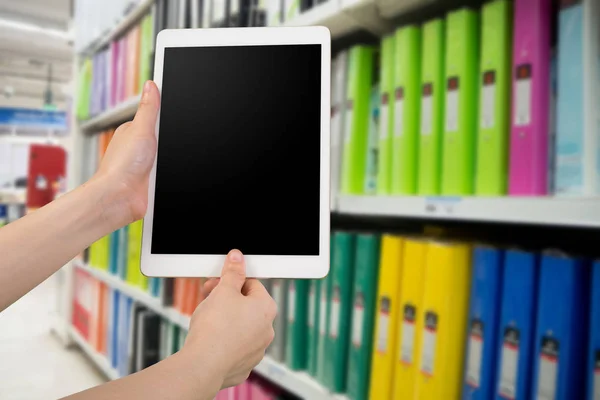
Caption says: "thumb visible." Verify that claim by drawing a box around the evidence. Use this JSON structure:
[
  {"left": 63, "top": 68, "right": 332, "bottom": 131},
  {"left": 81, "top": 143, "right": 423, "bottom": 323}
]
[
  {"left": 220, "top": 249, "right": 246, "bottom": 291},
  {"left": 132, "top": 81, "right": 160, "bottom": 134}
]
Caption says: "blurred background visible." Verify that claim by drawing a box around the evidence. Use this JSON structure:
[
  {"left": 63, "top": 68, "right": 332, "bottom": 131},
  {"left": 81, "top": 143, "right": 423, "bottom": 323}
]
[{"left": 1, "top": 0, "right": 600, "bottom": 399}]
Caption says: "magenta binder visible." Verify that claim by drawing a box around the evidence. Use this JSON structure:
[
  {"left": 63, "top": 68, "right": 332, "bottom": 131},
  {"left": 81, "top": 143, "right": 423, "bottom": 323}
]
[{"left": 508, "top": 0, "right": 551, "bottom": 196}]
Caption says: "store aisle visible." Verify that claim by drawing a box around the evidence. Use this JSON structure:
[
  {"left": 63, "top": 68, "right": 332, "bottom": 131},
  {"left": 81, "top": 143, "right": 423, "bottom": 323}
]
[{"left": 0, "top": 274, "right": 106, "bottom": 399}]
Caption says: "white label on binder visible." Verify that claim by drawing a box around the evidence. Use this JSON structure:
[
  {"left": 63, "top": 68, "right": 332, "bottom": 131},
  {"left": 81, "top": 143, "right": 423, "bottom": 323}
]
[
  {"left": 466, "top": 320, "right": 483, "bottom": 388},
  {"left": 514, "top": 64, "right": 532, "bottom": 126},
  {"left": 319, "top": 285, "right": 327, "bottom": 335},
  {"left": 481, "top": 71, "right": 496, "bottom": 129},
  {"left": 351, "top": 303, "right": 364, "bottom": 347},
  {"left": 376, "top": 296, "right": 391, "bottom": 353},
  {"left": 329, "top": 294, "right": 340, "bottom": 339},
  {"left": 536, "top": 337, "right": 559, "bottom": 400},
  {"left": 331, "top": 110, "right": 341, "bottom": 147},
  {"left": 308, "top": 286, "right": 316, "bottom": 328},
  {"left": 400, "top": 304, "right": 417, "bottom": 364},
  {"left": 394, "top": 88, "right": 404, "bottom": 137},
  {"left": 287, "top": 282, "right": 295, "bottom": 323},
  {"left": 380, "top": 95, "right": 390, "bottom": 140},
  {"left": 420, "top": 311, "right": 438, "bottom": 377},
  {"left": 498, "top": 327, "right": 519, "bottom": 399},
  {"left": 445, "top": 77, "right": 459, "bottom": 133},
  {"left": 421, "top": 84, "right": 433, "bottom": 136},
  {"left": 344, "top": 102, "right": 353, "bottom": 145}
]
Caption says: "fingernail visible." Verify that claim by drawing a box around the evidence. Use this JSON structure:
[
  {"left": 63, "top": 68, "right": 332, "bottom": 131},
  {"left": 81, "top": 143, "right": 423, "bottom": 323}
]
[
  {"left": 141, "top": 81, "right": 152, "bottom": 102},
  {"left": 228, "top": 249, "right": 243, "bottom": 262}
]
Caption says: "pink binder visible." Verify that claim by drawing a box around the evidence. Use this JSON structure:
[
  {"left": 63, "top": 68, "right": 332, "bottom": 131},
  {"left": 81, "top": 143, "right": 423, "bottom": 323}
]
[{"left": 508, "top": 0, "right": 552, "bottom": 196}]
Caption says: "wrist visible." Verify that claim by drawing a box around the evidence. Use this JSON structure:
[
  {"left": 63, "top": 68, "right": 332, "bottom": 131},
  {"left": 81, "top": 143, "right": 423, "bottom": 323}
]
[
  {"left": 85, "top": 173, "right": 135, "bottom": 232},
  {"left": 174, "top": 347, "right": 224, "bottom": 398}
]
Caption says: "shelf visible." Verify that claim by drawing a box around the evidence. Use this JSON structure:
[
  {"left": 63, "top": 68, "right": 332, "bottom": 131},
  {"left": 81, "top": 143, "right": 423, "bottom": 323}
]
[
  {"left": 69, "top": 325, "right": 120, "bottom": 381},
  {"left": 337, "top": 195, "right": 600, "bottom": 228},
  {"left": 80, "top": 97, "right": 140, "bottom": 133},
  {"left": 80, "top": 0, "right": 155, "bottom": 56}
]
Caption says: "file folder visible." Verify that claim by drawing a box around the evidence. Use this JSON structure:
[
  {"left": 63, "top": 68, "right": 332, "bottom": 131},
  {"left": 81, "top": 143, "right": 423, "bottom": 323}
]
[
  {"left": 324, "top": 232, "right": 356, "bottom": 392},
  {"left": 331, "top": 51, "right": 348, "bottom": 206},
  {"left": 415, "top": 241, "right": 471, "bottom": 400},
  {"left": 341, "top": 45, "right": 376, "bottom": 195},
  {"left": 475, "top": 0, "right": 512, "bottom": 195},
  {"left": 368, "top": 235, "right": 404, "bottom": 400},
  {"left": 364, "top": 84, "right": 380, "bottom": 195},
  {"left": 532, "top": 253, "right": 590, "bottom": 400},
  {"left": 588, "top": 261, "right": 600, "bottom": 400},
  {"left": 392, "top": 238, "right": 427, "bottom": 400},
  {"left": 347, "top": 234, "right": 380, "bottom": 400},
  {"left": 495, "top": 249, "right": 538, "bottom": 400},
  {"left": 508, "top": 0, "right": 552, "bottom": 196},
  {"left": 316, "top": 236, "right": 335, "bottom": 381},
  {"left": 391, "top": 26, "right": 422, "bottom": 195},
  {"left": 110, "top": 289, "right": 120, "bottom": 368},
  {"left": 377, "top": 35, "right": 395, "bottom": 195},
  {"left": 418, "top": 18, "right": 445, "bottom": 196},
  {"left": 307, "top": 279, "right": 320, "bottom": 376},
  {"left": 268, "top": 279, "right": 287, "bottom": 362},
  {"left": 555, "top": 0, "right": 600, "bottom": 196},
  {"left": 286, "top": 279, "right": 308, "bottom": 370},
  {"left": 464, "top": 246, "right": 504, "bottom": 399},
  {"left": 441, "top": 8, "right": 480, "bottom": 195},
  {"left": 109, "top": 229, "right": 120, "bottom": 275}
]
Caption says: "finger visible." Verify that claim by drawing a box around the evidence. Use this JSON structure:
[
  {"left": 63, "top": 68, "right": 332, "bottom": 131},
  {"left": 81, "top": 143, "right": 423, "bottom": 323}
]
[
  {"left": 219, "top": 249, "right": 246, "bottom": 291},
  {"left": 201, "top": 278, "right": 220, "bottom": 297},
  {"left": 241, "top": 278, "right": 269, "bottom": 297},
  {"left": 132, "top": 81, "right": 160, "bottom": 134}
]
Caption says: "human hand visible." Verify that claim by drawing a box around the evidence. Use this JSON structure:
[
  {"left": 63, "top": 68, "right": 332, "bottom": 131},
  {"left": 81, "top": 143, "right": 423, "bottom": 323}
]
[
  {"left": 92, "top": 81, "right": 160, "bottom": 229},
  {"left": 183, "top": 250, "right": 276, "bottom": 389}
]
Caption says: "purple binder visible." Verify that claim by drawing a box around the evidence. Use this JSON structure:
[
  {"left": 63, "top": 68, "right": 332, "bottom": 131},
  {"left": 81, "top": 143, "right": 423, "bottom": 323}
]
[
  {"left": 110, "top": 40, "right": 119, "bottom": 108},
  {"left": 508, "top": 0, "right": 551, "bottom": 196}
]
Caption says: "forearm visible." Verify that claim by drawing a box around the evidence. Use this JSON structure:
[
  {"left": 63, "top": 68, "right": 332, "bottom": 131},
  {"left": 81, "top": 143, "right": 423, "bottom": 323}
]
[
  {"left": 0, "top": 175, "right": 126, "bottom": 311},
  {"left": 62, "top": 351, "right": 222, "bottom": 400}
]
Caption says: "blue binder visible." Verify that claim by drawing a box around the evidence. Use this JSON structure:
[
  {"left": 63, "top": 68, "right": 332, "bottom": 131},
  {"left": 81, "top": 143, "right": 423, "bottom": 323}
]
[
  {"left": 588, "top": 261, "right": 600, "bottom": 400},
  {"left": 532, "top": 253, "right": 589, "bottom": 400},
  {"left": 110, "top": 289, "right": 120, "bottom": 368},
  {"left": 117, "top": 294, "right": 133, "bottom": 377},
  {"left": 109, "top": 229, "right": 120, "bottom": 275},
  {"left": 464, "top": 246, "right": 504, "bottom": 400},
  {"left": 495, "top": 249, "right": 538, "bottom": 400},
  {"left": 118, "top": 226, "right": 128, "bottom": 280}
]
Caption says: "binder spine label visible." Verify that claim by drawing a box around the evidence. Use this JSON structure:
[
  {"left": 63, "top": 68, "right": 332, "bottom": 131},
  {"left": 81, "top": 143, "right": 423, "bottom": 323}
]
[
  {"left": 380, "top": 94, "right": 389, "bottom": 139},
  {"left": 594, "top": 350, "right": 600, "bottom": 400},
  {"left": 536, "top": 336, "right": 559, "bottom": 400},
  {"left": 329, "top": 286, "right": 340, "bottom": 338},
  {"left": 498, "top": 327, "right": 520, "bottom": 400},
  {"left": 400, "top": 303, "right": 417, "bottom": 364},
  {"left": 394, "top": 88, "right": 405, "bottom": 137},
  {"left": 421, "top": 83, "right": 433, "bottom": 135},
  {"left": 481, "top": 71, "right": 496, "bottom": 129},
  {"left": 514, "top": 64, "right": 532, "bottom": 126},
  {"left": 445, "top": 77, "right": 460, "bottom": 132},
  {"left": 319, "top": 282, "right": 327, "bottom": 335},
  {"left": 308, "top": 284, "right": 316, "bottom": 328},
  {"left": 376, "top": 296, "right": 391, "bottom": 353},
  {"left": 420, "top": 311, "right": 438, "bottom": 376},
  {"left": 351, "top": 292, "right": 364, "bottom": 347},
  {"left": 344, "top": 101, "right": 353, "bottom": 145},
  {"left": 287, "top": 282, "right": 295, "bottom": 323},
  {"left": 466, "top": 319, "right": 484, "bottom": 388}
]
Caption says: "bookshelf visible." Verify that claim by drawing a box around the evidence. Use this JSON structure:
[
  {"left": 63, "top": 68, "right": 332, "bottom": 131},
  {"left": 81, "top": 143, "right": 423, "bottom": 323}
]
[
  {"left": 70, "top": 325, "right": 121, "bottom": 381},
  {"left": 80, "top": 96, "right": 140, "bottom": 133}
]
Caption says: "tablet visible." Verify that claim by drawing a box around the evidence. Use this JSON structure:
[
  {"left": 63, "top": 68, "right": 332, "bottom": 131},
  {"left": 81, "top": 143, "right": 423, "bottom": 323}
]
[{"left": 141, "top": 27, "right": 331, "bottom": 278}]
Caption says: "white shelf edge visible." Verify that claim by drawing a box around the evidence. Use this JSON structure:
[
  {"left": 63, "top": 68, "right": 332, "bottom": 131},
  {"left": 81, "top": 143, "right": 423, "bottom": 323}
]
[
  {"left": 69, "top": 325, "right": 120, "bottom": 381},
  {"left": 80, "top": 0, "right": 155, "bottom": 56},
  {"left": 337, "top": 195, "right": 600, "bottom": 228},
  {"left": 80, "top": 97, "right": 140, "bottom": 132}
]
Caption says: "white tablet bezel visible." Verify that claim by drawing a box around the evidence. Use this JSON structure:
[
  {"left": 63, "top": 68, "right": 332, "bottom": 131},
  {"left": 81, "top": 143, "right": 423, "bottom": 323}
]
[{"left": 141, "top": 27, "right": 331, "bottom": 278}]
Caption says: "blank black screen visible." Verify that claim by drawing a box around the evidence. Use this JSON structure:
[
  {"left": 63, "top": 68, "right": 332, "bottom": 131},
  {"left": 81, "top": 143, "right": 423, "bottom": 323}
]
[{"left": 151, "top": 45, "right": 322, "bottom": 255}]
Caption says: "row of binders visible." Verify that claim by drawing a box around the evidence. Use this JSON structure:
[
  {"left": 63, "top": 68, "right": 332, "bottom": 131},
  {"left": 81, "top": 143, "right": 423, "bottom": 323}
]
[
  {"left": 71, "top": 269, "right": 296, "bottom": 400},
  {"left": 333, "top": 0, "right": 600, "bottom": 198},
  {"left": 267, "top": 231, "right": 600, "bottom": 400}
]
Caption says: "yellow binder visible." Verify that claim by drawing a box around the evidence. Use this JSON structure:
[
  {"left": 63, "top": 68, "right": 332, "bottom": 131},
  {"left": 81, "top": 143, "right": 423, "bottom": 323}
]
[
  {"left": 392, "top": 238, "right": 428, "bottom": 400},
  {"left": 368, "top": 235, "right": 404, "bottom": 400},
  {"left": 415, "top": 241, "right": 472, "bottom": 400}
]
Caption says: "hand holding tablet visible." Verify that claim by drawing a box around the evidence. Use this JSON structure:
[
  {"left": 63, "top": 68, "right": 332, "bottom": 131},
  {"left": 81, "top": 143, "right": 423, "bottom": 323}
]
[{"left": 141, "top": 27, "right": 331, "bottom": 278}]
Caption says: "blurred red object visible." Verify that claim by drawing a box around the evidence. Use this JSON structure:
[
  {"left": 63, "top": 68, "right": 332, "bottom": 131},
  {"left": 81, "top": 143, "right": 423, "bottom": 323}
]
[{"left": 26, "top": 144, "right": 66, "bottom": 210}]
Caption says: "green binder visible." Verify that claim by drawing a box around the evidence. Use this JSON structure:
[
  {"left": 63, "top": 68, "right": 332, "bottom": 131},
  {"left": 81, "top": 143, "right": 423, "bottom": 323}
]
[
  {"left": 377, "top": 35, "right": 396, "bottom": 195},
  {"left": 324, "top": 232, "right": 356, "bottom": 393},
  {"left": 364, "top": 84, "right": 381, "bottom": 194},
  {"left": 307, "top": 279, "right": 321, "bottom": 376},
  {"left": 341, "top": 46, "right": 376, "bottom": 195},
  {"left": 285, "top": 279, "right": 308, "bottom": 371},
  {"left": 441, "top": 8, "right": 480, "bottom": 195},
  {"left": 138, "top": 13, "right": 154, "bottom": 90},
  {"left": 391, "top": 26, "right": 422, "bottom": 195},
  {"left": 346, "top": 234, "right": 381, "bottom": 400},
  {"left": 475, "top": 0, "right": 512, "bottom": 195},
  {"left": 417, "top": 18, "right": 446, "bottom": 195},
  {"left": 316, "top": 236, "right": 335, "bottom": 381},
  {"left": 76, "top": 58, "right": 92, "bottom": 121}
]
